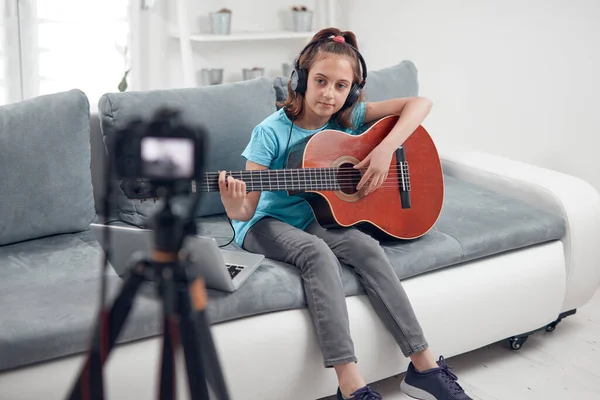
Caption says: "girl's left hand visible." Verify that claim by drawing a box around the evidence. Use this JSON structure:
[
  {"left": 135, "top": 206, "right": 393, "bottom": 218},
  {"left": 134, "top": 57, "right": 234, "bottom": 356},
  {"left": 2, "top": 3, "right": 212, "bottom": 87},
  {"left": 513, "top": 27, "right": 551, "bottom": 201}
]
[{"left": 354, "top": 144, "right": 394, "bottom": 196}]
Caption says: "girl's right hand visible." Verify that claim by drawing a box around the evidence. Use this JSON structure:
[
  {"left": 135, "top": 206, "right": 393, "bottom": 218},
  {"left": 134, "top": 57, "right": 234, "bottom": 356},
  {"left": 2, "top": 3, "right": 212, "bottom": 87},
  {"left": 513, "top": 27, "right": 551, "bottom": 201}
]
[{"left": 218, "top": 171, "right": 247, "bottom": 213}]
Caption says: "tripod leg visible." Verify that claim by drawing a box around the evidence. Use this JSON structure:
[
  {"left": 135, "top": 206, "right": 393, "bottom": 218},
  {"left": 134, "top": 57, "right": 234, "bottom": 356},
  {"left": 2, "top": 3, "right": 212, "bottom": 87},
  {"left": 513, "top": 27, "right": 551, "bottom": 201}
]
[
  {"left": 189, "top": 278, "right": 231, "bottom": 400},
  {"left": 177, "top": 283, "right": 211, "bottom": 400},
  {"left": 159, "top": 267, "right": 180, "bottom": 400},
  {"left": 67, "top": 262, "right": 148, "bottom": 400}
]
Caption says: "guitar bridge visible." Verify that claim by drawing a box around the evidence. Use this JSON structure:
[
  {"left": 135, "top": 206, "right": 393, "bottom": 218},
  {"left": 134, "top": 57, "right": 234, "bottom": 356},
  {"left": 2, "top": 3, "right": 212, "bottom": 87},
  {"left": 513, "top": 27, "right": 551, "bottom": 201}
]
[{"left": 395, "top": 147, "right": 411, "bottom": 209}]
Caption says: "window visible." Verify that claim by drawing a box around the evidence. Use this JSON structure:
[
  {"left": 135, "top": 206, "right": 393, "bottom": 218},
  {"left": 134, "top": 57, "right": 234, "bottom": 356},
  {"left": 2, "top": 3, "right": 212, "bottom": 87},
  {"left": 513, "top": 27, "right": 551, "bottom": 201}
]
[
  {"left": 0, "top": 3, "right": 5, "bottom": 104},
  {"left": 1, "top": 0, "right": 22, "bottom": 106},
  {"left": 0, "top": 38, "right": 5, "bottom": 105},
  {"left": 2, "top": 0, "right": 131, "bottom": 109}
]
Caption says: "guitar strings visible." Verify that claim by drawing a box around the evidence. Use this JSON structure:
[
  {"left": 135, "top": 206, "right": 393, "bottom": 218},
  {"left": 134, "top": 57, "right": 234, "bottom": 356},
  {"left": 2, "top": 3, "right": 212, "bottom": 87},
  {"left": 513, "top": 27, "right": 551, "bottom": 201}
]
[
  {"left": 198, "top": 177, "right": 409, "bottom": 183},
  {"left": 198, "top": 176, "right": 411, "bottom": 182},
  {"left": 198, "top": 171, "right": 411, "bottom": 182},
  {"left": 198, "top": 174, "right": 410, "bottom": 182},
  {"left": 199, "top": 168, "right": 410, "bottom": 180},
  {"left": 201, "top": 166, "right": 407, "bottom": 171},
  {"left": 197, "top": 167, "right": 413, "bottom": 191},
  {"left": 199, "top": 188, "right": 408, "bottom": 192},
  {"left": 201, "top": 166, "right": 409, "bottom": 175},
  {"left": 198, "top": 181, "right": 410, "bottom": 191},
  {"left": 199, "top": 175, "right": 410, "bottom": 186}
]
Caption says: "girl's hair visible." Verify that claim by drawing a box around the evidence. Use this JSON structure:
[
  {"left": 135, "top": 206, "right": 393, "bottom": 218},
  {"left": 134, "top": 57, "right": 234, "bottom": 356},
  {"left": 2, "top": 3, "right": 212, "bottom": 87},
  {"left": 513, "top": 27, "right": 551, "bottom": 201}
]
[{"left": 279, "top": 27, "right": 365, "bottom": 129}]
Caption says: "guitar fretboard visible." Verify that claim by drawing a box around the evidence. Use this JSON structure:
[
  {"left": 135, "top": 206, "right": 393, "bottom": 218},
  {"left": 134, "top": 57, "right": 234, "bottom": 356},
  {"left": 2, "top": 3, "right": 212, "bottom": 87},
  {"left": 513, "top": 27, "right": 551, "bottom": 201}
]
[
  {"left": 191, "top": 163, "right": 410, "bottom": 193},
  {"left": 197, "top": 168, "right": 342, "bottom": 192}
]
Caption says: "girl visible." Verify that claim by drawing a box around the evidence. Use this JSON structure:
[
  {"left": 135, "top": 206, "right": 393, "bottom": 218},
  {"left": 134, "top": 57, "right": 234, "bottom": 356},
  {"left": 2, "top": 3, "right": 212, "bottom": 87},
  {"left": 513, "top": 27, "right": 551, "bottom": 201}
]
[{"left": 219, "top": 28, "right": 472, "bottom": 400}]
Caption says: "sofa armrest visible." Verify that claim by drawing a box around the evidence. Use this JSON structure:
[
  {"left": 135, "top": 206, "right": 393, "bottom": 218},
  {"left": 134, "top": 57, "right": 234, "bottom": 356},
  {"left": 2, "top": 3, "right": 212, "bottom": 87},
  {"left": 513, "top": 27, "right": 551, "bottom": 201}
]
[{"left": 438, "top": 145, "right": 600, "bottom": 312}]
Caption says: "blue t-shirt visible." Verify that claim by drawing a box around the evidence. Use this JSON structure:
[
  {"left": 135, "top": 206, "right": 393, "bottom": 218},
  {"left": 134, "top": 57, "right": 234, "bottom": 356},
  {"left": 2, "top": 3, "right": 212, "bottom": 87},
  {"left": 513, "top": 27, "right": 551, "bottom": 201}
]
[{"left": 232, "top": 102, "right": 368, "bottom": 247}]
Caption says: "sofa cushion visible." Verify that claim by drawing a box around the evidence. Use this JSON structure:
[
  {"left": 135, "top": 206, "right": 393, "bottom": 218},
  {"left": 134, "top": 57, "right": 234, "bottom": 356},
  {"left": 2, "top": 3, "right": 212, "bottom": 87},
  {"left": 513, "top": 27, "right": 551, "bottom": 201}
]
[
  {"left": 97, "top": 77, "right": 278, "bottom": 226},
  {"left": 381, "top": 173, "right": 566, "bottom": 272},
  {"left": 0, "top": 89, "right": 96, "bottom": 246},
  {"left": 273, "top": 59, "right": 419, "bottom": 105},
  {"left": 0, "top": 174, "right": 566, "bottom": 371},
  {"left": 191, "top": 173, "right": 566, "bottom": 324},
  {"left": 428, "top": 171, "right": 567, "bottom": 262},
  {"left": 0, "top": 230, "right": 161, "bottom": 372}
]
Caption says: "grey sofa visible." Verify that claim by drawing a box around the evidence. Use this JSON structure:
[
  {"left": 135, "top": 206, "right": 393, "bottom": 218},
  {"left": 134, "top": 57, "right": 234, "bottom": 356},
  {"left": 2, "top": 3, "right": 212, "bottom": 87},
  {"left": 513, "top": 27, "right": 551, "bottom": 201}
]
[{"left": 1, "top": 61, "right": 599, "bottom": 400}]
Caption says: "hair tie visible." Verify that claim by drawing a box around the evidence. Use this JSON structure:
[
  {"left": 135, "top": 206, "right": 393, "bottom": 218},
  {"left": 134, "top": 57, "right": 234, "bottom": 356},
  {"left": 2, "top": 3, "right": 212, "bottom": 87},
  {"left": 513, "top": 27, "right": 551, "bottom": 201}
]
[{"left": 332, "top": 35, "right": 345, "bottom": 43}]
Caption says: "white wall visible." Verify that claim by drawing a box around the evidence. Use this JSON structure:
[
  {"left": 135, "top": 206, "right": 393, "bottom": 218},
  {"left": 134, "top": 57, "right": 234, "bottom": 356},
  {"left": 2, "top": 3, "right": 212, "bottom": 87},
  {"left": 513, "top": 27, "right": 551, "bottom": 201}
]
[
  {"left": 144, "top": 0, "right": 600, "bottom": 192},
  {"left": 342, "top": 0, "right": 600, "bottom": 192}
]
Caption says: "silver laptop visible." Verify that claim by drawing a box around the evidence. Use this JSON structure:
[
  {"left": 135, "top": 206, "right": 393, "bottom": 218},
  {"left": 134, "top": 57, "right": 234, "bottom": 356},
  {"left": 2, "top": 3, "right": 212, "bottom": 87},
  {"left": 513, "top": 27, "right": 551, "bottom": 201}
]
[
  {"left": 90, "top": 223, "right": 263, "bottom": 292},
  {"left": 182, "top": 235, "right": 264, "bottom": 292},
  {"left": 90, "top": 223, "right": 154, "bottom": 276}
]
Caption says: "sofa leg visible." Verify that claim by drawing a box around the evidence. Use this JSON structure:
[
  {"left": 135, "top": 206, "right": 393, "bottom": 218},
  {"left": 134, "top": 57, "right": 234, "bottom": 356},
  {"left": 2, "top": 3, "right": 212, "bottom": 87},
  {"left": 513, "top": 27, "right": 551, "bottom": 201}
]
[
  {"left": 508, "top": 335, "right": 529, "bottom": 350},
  {"left": 506, "top": 309, "right": 577, "bottom": 351},
  {"left": 544, "top": 309, "right": 577, "bottom": 332}
]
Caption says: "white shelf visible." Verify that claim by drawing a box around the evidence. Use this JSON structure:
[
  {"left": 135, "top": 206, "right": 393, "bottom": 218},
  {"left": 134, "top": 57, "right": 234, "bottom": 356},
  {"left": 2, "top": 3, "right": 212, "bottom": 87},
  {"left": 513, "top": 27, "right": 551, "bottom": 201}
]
[
  {"left": 173, "top": 0, "right": 335, "bottom": 87},
  {"left": 171, "top": 29, "right": 314, "bottom": 43}
]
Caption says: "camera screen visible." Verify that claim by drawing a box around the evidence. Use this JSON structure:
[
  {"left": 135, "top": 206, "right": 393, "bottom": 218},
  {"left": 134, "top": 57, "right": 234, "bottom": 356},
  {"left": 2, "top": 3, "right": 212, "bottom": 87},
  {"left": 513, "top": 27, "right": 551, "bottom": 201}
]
[{"left": 141, "top": 137, "right": 194, "bottom": 179}]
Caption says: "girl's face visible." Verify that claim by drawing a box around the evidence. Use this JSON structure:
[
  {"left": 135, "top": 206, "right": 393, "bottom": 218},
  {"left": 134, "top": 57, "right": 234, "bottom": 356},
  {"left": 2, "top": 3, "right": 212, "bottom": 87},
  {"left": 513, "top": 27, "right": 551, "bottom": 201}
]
[{"left": 304, "top": 54, "right": 354, "bottom": 121}]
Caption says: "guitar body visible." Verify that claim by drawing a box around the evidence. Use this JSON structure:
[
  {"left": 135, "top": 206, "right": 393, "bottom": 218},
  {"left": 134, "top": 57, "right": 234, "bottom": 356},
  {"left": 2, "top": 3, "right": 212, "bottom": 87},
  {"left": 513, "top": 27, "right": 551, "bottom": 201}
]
[{"left": 286, "top": 115, "right": 444, "bottom": 240}]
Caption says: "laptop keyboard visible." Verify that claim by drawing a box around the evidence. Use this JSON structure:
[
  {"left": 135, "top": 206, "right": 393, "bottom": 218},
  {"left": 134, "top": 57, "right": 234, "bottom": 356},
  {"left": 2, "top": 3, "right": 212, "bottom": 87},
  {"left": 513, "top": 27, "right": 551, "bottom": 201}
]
[{"left": 226, "top": 263, "right": 245, "bottom": 279}]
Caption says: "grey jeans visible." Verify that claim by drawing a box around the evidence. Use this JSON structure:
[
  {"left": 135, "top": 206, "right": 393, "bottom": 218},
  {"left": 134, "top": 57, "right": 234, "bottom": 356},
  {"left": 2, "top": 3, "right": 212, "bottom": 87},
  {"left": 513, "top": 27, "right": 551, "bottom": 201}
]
[{"left": 243, "top": 217, "right": 429, "bottom": 368}]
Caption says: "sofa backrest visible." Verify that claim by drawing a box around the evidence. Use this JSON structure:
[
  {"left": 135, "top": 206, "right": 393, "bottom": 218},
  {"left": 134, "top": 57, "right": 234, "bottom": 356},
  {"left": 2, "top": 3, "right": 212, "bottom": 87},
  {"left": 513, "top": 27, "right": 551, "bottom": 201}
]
[
  {"left": 0, "top": 89, "right": 96, "bottom": 245},
  {"left": 92, "top": 60, "right": 420, "bottom": 226},
  {"left": 95, "top": 76, "right": 278, "bottom": 226},
  {"left": 89, "top": 112, "right": 123, "bottom": 220}
]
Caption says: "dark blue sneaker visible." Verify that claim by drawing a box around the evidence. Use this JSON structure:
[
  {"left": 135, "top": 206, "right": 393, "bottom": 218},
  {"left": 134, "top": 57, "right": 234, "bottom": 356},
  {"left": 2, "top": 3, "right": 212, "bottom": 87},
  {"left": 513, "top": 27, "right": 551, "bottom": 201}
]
[
  {"left": 400, "top": 356, "right": 472, "bottom": 400},
  {"left": 336, "top": 385, "right": 382, "bottom": 399}
]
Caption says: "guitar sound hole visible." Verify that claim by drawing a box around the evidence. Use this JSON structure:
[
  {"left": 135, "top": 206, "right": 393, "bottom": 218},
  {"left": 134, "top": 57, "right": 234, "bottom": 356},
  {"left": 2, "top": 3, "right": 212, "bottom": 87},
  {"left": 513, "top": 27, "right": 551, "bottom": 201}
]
[{"left": 337, "top": 162, "right": 362, "bottom": 195}]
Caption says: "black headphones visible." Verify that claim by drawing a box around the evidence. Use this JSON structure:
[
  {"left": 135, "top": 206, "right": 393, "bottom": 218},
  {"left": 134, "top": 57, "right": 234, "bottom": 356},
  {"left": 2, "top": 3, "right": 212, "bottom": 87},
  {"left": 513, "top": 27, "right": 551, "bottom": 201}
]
[{"left": 290, "top": 36, "right": 368, "bottom": 111}]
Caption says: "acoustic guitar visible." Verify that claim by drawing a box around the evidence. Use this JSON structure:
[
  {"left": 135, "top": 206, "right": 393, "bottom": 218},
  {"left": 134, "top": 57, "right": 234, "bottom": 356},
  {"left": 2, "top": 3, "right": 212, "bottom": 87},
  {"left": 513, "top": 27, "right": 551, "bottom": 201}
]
[{"left": 193, "top": 115, "right": 444, "bottom": 240}]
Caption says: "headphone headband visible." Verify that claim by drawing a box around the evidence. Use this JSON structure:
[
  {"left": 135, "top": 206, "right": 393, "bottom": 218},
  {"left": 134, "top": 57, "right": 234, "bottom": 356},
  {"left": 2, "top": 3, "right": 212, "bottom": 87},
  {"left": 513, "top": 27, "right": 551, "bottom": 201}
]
[{"left": 294, "top": 36, "right": 368, "bottom": 87}]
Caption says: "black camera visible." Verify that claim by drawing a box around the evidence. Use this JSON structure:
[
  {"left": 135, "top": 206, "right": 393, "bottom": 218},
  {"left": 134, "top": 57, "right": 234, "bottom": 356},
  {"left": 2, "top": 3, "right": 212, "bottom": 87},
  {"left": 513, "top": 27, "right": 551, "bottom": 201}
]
[{"left": 110, "top": 108, "right": 206, "bottom": 199}]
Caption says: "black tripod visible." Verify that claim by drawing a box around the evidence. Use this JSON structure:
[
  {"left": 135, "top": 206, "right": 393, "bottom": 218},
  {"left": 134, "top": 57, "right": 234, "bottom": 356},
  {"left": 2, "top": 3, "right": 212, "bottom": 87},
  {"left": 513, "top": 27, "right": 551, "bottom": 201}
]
[{"left": 66, "top": 191, "right": 231, "bottom": 400}]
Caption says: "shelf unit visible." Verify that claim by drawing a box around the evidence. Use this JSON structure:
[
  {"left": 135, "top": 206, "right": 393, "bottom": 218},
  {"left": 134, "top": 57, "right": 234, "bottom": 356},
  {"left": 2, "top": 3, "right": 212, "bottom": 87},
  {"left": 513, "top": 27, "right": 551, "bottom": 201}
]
[
  {"left": 173, "top": 0, "right": 336, "bottom": 87},
  {"left": 169, "top": 29, "right": 316, "bottom": 43}
]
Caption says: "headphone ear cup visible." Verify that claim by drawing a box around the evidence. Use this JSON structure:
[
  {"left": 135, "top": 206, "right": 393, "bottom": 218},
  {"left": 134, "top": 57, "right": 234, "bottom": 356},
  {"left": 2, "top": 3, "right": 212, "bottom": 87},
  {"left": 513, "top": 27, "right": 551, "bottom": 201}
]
[
  {"left": 343, "top": 83, "right": 362, "bottom": 110},
  {"left": 291, "top": 68, "right": 307, "bottom": 94},
  {"left": 290, "top": 69, "right": 299, "bottom": 91}
]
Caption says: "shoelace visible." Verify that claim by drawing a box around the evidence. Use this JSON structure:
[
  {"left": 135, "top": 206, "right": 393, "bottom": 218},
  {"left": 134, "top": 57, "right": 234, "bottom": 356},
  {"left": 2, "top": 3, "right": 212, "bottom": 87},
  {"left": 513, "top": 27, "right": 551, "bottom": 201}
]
[
  {"left": 437, "top": 356, "right": 466, "bottom": 396},
  {"left": 350, "top": 385, "right": 382, "bottom": 400}
]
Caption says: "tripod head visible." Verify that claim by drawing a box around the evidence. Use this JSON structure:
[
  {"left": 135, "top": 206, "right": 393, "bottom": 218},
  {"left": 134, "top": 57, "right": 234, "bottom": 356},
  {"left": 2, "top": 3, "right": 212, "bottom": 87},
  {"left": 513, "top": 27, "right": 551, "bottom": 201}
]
[{"left": 150, "top": 186, "right": 197, "bottom": 263}]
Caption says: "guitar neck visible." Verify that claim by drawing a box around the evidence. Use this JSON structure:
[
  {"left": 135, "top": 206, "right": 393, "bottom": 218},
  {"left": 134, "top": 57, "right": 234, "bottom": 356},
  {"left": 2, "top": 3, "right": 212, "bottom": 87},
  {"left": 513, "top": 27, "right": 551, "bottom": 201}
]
[{"left": 193, "top": 168, "right": 342, "bottom": 193}]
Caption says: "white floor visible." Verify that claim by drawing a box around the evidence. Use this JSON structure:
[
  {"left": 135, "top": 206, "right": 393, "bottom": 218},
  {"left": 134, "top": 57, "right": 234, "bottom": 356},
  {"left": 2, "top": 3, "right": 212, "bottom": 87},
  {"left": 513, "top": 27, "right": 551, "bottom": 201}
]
[{"left": 320, "top": 287, "right": 600, "bottom": 400}]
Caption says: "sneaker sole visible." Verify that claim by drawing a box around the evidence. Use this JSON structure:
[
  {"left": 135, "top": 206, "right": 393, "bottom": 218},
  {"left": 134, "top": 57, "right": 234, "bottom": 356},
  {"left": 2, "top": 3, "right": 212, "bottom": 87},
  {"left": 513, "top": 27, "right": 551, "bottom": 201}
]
[{"left": 400, "top": 379, "right": 437, "bottom": 400}]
